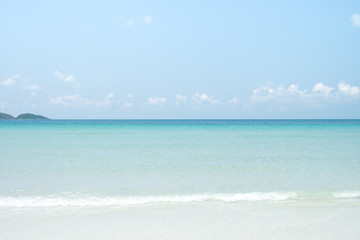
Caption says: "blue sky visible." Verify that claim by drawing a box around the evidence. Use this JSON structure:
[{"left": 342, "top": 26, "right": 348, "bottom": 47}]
[{"left": 1, "top": 0, "right": 359, "bottom": 119}]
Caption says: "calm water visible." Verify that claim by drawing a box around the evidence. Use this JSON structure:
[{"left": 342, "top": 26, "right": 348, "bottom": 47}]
[{"left": 1, "top": 119, "right": 360, "bottom": 207}]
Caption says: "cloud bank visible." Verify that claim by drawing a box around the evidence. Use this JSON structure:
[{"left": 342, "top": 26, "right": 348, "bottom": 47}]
[
  {"left": 51, "top": 81, "right": 357, "bottom": 108},
  {"left": 249, "top": 82, "right": 360, "bottom": 106}
]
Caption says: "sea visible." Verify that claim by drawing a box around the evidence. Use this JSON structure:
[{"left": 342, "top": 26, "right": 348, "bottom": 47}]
[{"left": 0, "top": 119, "right": 359, "bottom": 240}]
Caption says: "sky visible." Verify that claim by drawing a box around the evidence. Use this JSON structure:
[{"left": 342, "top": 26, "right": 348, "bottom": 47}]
[{"left": 0, "top": 0, "right": 359, "bottom": 119}]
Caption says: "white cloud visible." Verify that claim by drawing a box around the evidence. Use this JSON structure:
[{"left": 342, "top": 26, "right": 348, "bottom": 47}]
[
  {"left": 55, "top": 70, "right": 76, "bottom": 83},
  {"left": 123, "top": 102, "right": 133, "bottom": 108},
  {"left": 51, "top": 93, "right": 118, "bottom": 107},
  {"left": 229, "top": 98, "right": 240, "bottom": 104},
  {"left": 176, "top": 94, "right": 187, "bottom": 104},
  {"left": 2, "top": 78, "right": 15, "bottom": 86},
  {"left": 287, "top": 84, "right": 305, "bottom": 95},
  {"left": 338, "top": 82, "right": 360, "bottom": 96},
  {"left": 192, "top": 93, "right": 218, "bottom": 104},
  {"left": 0, "top": 102, "right": 6, "bottom": 108},
  {"left": 124, "top": 94, "right": 134, "bottom": 108},
  {"left": 312, "top": 83, "right": 333, "bottom": 95},
  {"left": 105, "top": 92, "right": 115, "bottom": 101},
  {"left": 252, "top": 84, "right": 274, "bottom": 98},
  {"left": 249, "top": 81, "right": 360, "bottom": 107},
  {"left": 51, "top": 93, "right": 91, "bottom": 106},
  {"left": 104, "top": 93, "right": 115, "bottom": 105},
  {"left": 55, "top": 71, "right": 63, "bottom": 79},
  {"left": 144, "top": 15, "right": 153, "bottom": 24},
  {"left": 64, "top": 75, "right": 75, "bottom": 83},
  {"left": 113, "top": 15, "right": 153, "bottom": 26},
  {"left": 50, "top": 93, "right": 85, "bottom": 106},
  {"left": 350, "top": 14, "right": 360, "bottom": 27},
  {"left": 2, "top": 74, "right": 20, "bottom": 86},
  {"left": 148, "top": 97, "right": 167, "bottom": 105},
  {"left": 24, "top": 85, "right": 41, "bottom": 91},
  {"left": 252, "top": 83, "right": 307, "bottom": 102}
]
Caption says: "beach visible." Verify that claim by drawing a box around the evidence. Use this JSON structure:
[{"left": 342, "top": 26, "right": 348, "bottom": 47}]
[
  {"left": 1, "top": 201, "right": 360, "bottom": 240},
  {"left": 1, "top": 120, "right": 359, "bottom": 239}
]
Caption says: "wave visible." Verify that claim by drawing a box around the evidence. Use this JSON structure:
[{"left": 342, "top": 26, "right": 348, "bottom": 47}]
[
  {"left": 333, "top": 191, "right": 360, "bottom": 199},
  {"left": 1, "top": 191, "right": 359, "bottom": 208},
  {"left": 0, "top": 192, "right": 296, "bottom": 208}
]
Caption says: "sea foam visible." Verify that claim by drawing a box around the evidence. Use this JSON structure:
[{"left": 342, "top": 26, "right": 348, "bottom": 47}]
[
  {"left": 333, "top": 191, "right": 360, "bottom": 199},
  {"left": 0, "top": 192, "right": 296, "bottom": 208}
]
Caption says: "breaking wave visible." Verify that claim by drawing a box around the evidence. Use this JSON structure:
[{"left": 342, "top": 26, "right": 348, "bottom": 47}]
[
  {"left": 0, "top": 192, "right": 296, "bottom": 208},
  {"left": 1, "top": 191, "right": 359, "bottom": 208},
  {"left": 333, "top": 191, "right": 360, "bottom": 199}
]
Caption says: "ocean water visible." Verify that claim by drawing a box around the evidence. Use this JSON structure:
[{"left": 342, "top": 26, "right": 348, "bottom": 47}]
[{"left": 1, "top": 119, "right": 360, "bottom": 239}]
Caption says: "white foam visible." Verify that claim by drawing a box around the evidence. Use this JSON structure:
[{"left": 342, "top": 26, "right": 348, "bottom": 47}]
[
  {"left": 0, "top": 192, "right": 296, "bottom": 208},
  {"left": 333, "top": 191, "right": 360, "bottom": 199}
]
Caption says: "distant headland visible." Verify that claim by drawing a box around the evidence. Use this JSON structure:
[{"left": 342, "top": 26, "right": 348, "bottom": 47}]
[{"left": 0, "top": 112, "right": 49, "bottom": 120}]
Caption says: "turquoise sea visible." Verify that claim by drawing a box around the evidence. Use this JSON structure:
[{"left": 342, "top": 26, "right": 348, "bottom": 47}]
[{"left": 1, "top": 120, "right": 360, "bottom": 239}]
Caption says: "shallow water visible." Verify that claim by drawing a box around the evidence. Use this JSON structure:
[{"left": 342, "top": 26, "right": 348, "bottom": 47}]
[{"left": 1, "top": 120, "right": 359, "bottom": 239}]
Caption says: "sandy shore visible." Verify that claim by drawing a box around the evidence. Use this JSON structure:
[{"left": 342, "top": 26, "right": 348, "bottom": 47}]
[{"left": 1, "top": 201, "right": 359, "bottom": 240}]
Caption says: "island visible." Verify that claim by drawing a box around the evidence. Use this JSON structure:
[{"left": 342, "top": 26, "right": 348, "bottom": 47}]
[
  {"left": 0, "top": 112, "right": 49, "bottom": 120},
  {"left": 0, "top": 112, "right": 15, "bottom": 119}
]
